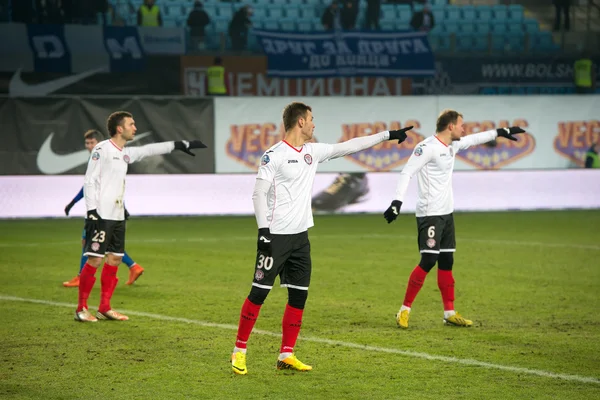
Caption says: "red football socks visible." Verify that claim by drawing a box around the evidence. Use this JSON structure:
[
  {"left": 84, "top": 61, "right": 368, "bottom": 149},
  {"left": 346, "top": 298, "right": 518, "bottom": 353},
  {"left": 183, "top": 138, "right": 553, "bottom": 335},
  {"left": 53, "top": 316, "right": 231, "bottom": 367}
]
[
  {"left": 77, "top": 263, "right": 97, "bottom": 312},
  {"left": 98, "top": 263, "right": 119, "bottom": 313},
  {"left": 280, "top": 304, "right": 304, "bottom": 354},
  {"left": 403, "top": 265, "right": 428, "bottom": 308},
  {"left": 235, "top": 298, "right": 262, "bottom": 349},
  {"left": 437, "top": 269, "right": 456, "bottom": 311}
]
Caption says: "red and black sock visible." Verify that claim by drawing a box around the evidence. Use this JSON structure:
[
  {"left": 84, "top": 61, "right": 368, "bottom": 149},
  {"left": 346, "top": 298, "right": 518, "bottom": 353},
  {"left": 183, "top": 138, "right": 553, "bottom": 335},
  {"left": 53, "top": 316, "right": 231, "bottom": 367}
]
[
  {"left": 77, "top": 263, "right": 97, "bottom": 312},
  {"left": 403, "top": 265, "right": 428, "bottom": 308},
  {"left": 280, "top": 304, "right": 304, "bottom": 354},
  {"left": 235, "top": 298, "right": 262, "bottom": 349}
]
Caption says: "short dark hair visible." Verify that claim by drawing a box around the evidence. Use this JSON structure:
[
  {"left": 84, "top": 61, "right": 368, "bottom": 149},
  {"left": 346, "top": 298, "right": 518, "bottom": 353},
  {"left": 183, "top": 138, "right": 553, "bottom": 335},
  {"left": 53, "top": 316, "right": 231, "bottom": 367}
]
[
  {"left": 106, "top": 111, "right": 133, "bottom": 137},
  {"left": 282, "top": 102, "right": 312, "bottom": 131},
  {"left": 83, "top": 129, "right": 104, "bottom": 142},
  {"left": 436, "top": 109, "right": 463, "bottom": 133}
]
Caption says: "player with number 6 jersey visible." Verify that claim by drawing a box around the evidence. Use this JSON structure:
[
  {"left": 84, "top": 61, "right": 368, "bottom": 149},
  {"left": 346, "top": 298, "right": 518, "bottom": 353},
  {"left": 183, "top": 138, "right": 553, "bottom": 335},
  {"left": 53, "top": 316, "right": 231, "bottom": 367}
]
[
  {"left": 230, "top": 102, "right": 414, "bottom": 375},
  {"left": 383, "top": 109, "right": 526, "bottom": 329}
]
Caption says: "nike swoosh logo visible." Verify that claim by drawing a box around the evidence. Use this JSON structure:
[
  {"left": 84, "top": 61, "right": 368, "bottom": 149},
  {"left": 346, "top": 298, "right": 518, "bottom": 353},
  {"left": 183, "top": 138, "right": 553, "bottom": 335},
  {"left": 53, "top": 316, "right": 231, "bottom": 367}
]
[
  {"left": 36, "top": 131, "right": 152, "bottom": 175},
  {"left": 9, "top": 67, "right": 107, "bottom": 96}
]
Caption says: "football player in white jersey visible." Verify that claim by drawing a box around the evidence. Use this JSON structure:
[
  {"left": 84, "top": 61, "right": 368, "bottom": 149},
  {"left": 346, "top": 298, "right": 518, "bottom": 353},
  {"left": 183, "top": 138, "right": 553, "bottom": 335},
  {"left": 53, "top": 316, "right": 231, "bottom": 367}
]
[
  {"left": 231, "top": 102, "right": 413, "bottom": 375},
  {"left": 75, "top": 111, "right": 206, "bottom": 323},
  {"left": 383, "top": 109, "right": 525, "bottom": 329}
]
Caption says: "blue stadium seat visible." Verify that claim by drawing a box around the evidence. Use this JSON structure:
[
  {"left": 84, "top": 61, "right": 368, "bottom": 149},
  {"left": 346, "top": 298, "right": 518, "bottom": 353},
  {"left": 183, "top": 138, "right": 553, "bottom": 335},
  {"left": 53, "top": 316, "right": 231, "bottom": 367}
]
[
  {"left": 473, "top": 34, "right": 488, "bottom": 52},
  {"left": 213, "top": 16, "right": 229, "bottom": 32},
  {"left": 461, "top": 23, "right": 475, "bottom": 34},
  {"left": 381, "top": 6, "right": 396, "bottom": 22},
  {"left": 431, "top": 6, "right": 445, "bottom": 22},
  {"left": 312, "top": 21, "right": 325, "bottom": 31},
  {"left": 263, "top": 20, "right": 279, "bottom": 30},
  {"left": 477, "top": 6, "right": 492, "bottom": 21},
  {"left": 413, "top": 3, "right": 424, "bottom": 12},
  {"left": 530, "top": 32, "right": 559, "bottom": 52},
  {"left": 491, "top": 22, "right": 507, "bottom": 34},
  {"left": 508, "top": 4, "right": 524, "bottom": 20},
  {"left": 507, "top": 32, "right": 525, "bottom": 52},
  {"left": 397, "top": 6, "right": 412, "bottom": 22},
  {"left": 381, "top": 20, "right": 395, "bottom": 31},
  {"left": 280, "top": 18, "right": 297, "bottom": 31},
  {"left": 493, "top": 5, "right": 508, "bottom": 20},
  {"left": 491, "top": 34, "right": 506, "bottom": 51},
  {"left": 462, "top": 6, "right": 476, "bottom": 21},
  {"left": 507, "top": 23, "right": 523, "bottom": 33},
  {"left": 431, "top": 0, "right": 447, "bottom": 6},
  {"left": 396, "top": 21, "right": 410, "bottom": 30},
  {"left": 272, "top": 0, "right": 288, "bottom": 5},
  {"left": 436, "top": 34, "right": 451, "bottom": 51},
  {"left": 297, "top": 21, "right": 312, "bottom": 31},
  {"left": 456, "top": 34, "right": 474, "bottom": 51},
  {"left": 524, "top": 18, "right": 539, "bottom": 33},
  {"left": 252, "top": 20, "right": 264, "bottom": 29},
  {"left": 476, "top": 23, "right": 491, "bottom": 34},
  {"left": 217, "top": 4, "right": 234, "bottom": 19},
  {"left": 444, "top": 22, "right": 459, "bottom": 33},
  {"left": 268, "top": 7, "right": 284, "bottom": 19},
  {"left": 446, "top": 6, "right": 461, "bottom": 21},
  {"left": 252, "top": 7, "right": 268, "bottom": 19},
  {"left": 286, "top": 7, "right": 300, "bottom": 19},
  {"left": 163, "top": 16, "right": 178, "bottom": 27},
  {"left": 299, "top": 8, "right": 315, "bottom": 19}
]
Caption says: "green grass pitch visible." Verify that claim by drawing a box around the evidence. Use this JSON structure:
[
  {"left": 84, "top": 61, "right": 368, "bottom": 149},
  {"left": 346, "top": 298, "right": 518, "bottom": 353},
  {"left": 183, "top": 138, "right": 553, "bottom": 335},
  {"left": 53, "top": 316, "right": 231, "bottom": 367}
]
[{"left": 1, "top": 211, "right": 599, "bottom": 399}]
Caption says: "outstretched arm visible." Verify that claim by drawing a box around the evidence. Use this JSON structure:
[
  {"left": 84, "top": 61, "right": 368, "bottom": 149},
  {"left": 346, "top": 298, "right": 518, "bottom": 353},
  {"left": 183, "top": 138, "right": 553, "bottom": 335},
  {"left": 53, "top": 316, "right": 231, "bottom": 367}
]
[
  {"left": 125, "top": 140, "right": 207, "bottom": 163},
  {"left": 318, "top": 128, "right": 412, "bottom": 162},
  {"left": 455, "top": 127, "right": 526, "bottom": 152}
]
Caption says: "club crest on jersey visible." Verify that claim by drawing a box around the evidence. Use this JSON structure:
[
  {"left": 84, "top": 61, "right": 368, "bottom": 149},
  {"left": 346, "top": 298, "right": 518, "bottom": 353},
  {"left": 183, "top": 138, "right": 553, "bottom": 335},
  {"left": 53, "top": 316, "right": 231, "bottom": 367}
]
[
  {"left": 255, "top": 270, "right": 264, "bottom": 281},
  {"left": 91, "top": 152, "right": 100, "bottom": 161},
  {"left": 91, "top": 242, "right": 100, "bottom": 251},
  {"left": 123, "top": 155, "right": 131, "bottom": 164},
  {"left": 414, "top": 147, "right": 423, "bottom": 156},
  {"left": 426, "top": 238, "right": 436, "bottom": 248},
  {"left": 261, "top": 154, "right": 270, "bottom": 166},
  {"left": 304, "top": 154, "right": 313, "bottom": 165}
]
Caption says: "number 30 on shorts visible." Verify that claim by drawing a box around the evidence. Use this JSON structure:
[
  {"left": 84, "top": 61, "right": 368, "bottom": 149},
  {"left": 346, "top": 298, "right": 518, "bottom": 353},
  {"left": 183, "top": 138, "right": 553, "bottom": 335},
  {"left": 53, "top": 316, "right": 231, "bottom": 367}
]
[{"left": 257, "top": 254, "right": 273, "bottom": 270}]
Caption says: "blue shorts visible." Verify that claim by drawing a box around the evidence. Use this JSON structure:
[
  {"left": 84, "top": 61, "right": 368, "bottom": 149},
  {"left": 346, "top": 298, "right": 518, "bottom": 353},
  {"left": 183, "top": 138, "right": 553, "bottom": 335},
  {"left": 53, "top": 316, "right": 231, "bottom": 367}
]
[{"left": 81, "top": 228, "right": 86, "bottom": 240}]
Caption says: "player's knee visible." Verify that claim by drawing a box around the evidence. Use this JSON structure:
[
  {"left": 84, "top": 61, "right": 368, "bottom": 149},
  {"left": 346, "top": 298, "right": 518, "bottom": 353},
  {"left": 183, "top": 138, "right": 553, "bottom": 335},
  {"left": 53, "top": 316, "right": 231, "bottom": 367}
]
[
  {"left": 418, "top": 253, "right": 438, "bottom": 273},
  {"left": 248, "top": 286, "right": 270, "bottom": 305},
  {"left": 438, "top": 252, "right": 454, "bottom": 271},
  {"left": 86, "top": 256, "right": 103, "bottom": 268},
  {"left": 106, "top": 254, "right": 122, "bottom": 266},
  {"left": 288, "top": 288, "right": 308, "bottom": 309}
]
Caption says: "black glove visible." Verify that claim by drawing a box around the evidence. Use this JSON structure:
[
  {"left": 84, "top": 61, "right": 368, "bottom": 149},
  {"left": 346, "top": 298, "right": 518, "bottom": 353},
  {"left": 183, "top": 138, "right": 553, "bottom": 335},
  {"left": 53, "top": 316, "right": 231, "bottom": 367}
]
[
  {"left": 496, "top": 127, "right": 526, "bottom": 141},
  {"left": 85, "top": 209, "right": 101, "bottom": 234},
  {"left": 388, "top": 126, "right": 413, "bottom": 144},
  {"left": 64, "top": 201, "right": 76, "bottom": 216},
  {"left": 257, "top": 228, "right": 272, "bottom": 256},
  {"left": 124, "top": 208, "right": 130, "bottom": 220},
  {"left": 383, "top": 200, "right": 403, "bottom": 224},
  {"left": 174, "top": 140, "right": 207, "bottom": 156}
]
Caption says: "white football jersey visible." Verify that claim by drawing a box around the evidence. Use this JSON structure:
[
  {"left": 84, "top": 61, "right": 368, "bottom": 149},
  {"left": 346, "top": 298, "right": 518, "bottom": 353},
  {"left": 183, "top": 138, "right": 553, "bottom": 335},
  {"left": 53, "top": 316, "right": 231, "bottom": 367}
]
[
  {"left": 394, "top": 130, "right": 497, "bottom": 217},
  {"left": 257, "top": 131, "right": 389, "bottom": 234},
  {"left": 84, "top": 139, "right": 175, "bottom": 220}
]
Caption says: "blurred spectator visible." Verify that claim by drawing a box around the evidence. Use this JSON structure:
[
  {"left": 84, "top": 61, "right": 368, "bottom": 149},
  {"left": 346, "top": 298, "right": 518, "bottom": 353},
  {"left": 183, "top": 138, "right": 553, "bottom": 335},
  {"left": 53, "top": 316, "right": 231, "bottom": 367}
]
[
  {"left": 584, "top": 139, "right": 600, "bottom": 168},
  {"left": 574, "top": 55, "right": 596, "bottom": 94},
  {"left": 187, "top": 1, "right": 211, "bottom": 51},
  {"left": 12, "top": 0, "right": 35, "bottom": 23},
  {"left": 553, "top": 0, "right": 570, "bottom": 31},
  {"left": 75, "top": 0, "right": 98, "bottom": 25},
  {"left": 205, "top": 57, "right": 229, "bottom": 95},
  {"left": 321, "top": 1, "right": 341, "bottom": 31},
  {"left": 365, "top": 0, "right": 381, "bottom": 30},
  {"left": 36, "top": 0, "right": 64, "bottom": 24},
  {"left": 229, "top": 5, "right": 252, "bottom": 51},
  {"left": 341, "top": 0, "right": 357, "bottom": 30},
  {"left": 410, "top": 4, "right": 435, "bottom": 32},
  {"left": 138, "top": 0, "right": 163, "bottom": 27}
]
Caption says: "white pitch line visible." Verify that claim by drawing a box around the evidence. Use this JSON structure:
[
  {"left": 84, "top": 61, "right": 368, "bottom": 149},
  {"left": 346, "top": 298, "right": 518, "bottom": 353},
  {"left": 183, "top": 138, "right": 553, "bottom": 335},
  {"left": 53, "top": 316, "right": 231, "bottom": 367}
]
[
  {"left": 1, "top": 234, "right": 599, "bottom": 251},
  {"left": 1, "top": 294, "right": 599, "bottom": 386}
]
